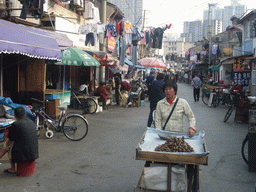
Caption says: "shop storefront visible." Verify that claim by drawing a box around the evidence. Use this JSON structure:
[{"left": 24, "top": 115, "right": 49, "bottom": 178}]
[
  {"left": 46, "top": 48, "right": 100, "bottom": 107},
  {"left": 0, "top": 19, "right": 62, "bottom": 105}
]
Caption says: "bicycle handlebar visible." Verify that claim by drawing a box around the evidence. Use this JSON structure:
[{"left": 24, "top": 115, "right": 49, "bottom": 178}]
[{"left": 31, "top": 98, "right": 49, "bottom": 103}]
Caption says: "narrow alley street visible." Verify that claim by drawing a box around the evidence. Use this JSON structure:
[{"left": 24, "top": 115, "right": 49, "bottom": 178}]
[{"left": 0, "top": 82, "right": 255, "bottom": 192}]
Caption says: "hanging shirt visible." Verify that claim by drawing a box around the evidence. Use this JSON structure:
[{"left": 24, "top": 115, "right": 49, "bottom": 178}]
[
  {"left": 124, "top": 22, "right": 132, "bottom": 34},
  {"left": 116, "top": 23, "right": 120, "bottom": 36},
  {"left": 119, "top": 21, "right": 125, "bottom": 35},
  {"left": 152, "top": 27, "right": 165, "bottom": 49}
]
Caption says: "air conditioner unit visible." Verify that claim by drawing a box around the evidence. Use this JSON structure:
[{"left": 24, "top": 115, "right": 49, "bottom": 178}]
[
  {"left": 83, "top": 1, "right": 93, "bottom": 19},
  {"left": 73, "top": 0, "right": 82, "bottom": 7},
  {"left": 215, "top": 37, "right": 222, "bottom": 42}
]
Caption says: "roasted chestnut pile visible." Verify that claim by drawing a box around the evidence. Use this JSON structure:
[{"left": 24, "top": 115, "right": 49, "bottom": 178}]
[{"left": 155, "top": 136, "right": 194, "bottom": 152}]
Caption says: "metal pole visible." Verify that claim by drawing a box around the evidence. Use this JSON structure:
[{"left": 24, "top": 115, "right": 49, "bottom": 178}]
[
  {"left": 100, "top": 0, "right": 107, "bottom": 83},
  {"left": 208, "top": 4, "right": 211, "bottom": 66},
  {"left": 0, "top": 54, "right": 2, "bottom": 96}
]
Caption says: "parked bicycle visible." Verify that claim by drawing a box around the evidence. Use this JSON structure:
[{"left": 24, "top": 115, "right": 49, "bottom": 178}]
[
  {"left": 223, "top": 90, "right": 242, "bottom": 123},
  {"left": 71, "top": 88, "right": 97, "bottom": 114},
  {"left": 241, "top": 134, "right": 249, "bottom": 165},
  {"left": 31, "top": 98, "right": 88, "bottom": 141},
  {"left": 202, "top": 87, "right": 210, "bottom": 105},
  {"left": 211, "top": 87, "right": 232, "bottom": 108}
]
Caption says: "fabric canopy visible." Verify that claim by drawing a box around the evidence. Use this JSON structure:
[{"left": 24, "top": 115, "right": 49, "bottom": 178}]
[
  {"left": 55, "top": 47, "right": 100, "bottom": 66},
  {"left": 85, "top": 50, "right": 107, "bottom": 59},
  {"left": 125, "top": 58, "right": 134, "bottom": 66},
  {"left": 47, "top": 31, "right": 73, "bottom": 50},
  {"left": 138, "top": 57, "right": 166, "bottom": 68},
  {"left": 0, "top": 19, "right": 61, "bottom": 60},
  {"left": 208, "top": 65, "right": 220, "bottom": 72}
]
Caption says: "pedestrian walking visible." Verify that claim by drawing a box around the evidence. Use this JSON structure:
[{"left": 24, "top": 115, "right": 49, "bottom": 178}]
[
  {"left": 145, "top": 71, "right": 155, "bottom": 101},
  {"left": 192, "top": 73, "right": 202, "bottom": 102},
  {"left": 147, "top": 73, "right": 165, "bottom": 127},
  {"left": 114, "top": 73, "right": 121, "bottom": 106}
]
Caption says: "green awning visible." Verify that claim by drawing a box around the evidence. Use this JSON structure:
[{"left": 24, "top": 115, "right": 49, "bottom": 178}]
[
  {"left": 208, "top": 65, "right": 219, "bottom": 72},
  {"left": 55, "top": 47, "right": 100, "bottom": 66}
]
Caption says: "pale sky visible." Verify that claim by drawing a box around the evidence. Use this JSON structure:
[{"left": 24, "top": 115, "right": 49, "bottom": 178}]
[{"left": 143, "top": 0, "right": 255, "bottom": 35}]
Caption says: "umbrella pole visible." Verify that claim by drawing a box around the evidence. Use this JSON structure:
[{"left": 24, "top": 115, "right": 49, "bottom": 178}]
[{"left": 62, "top": 65, "right": 65, "bottom": 106}]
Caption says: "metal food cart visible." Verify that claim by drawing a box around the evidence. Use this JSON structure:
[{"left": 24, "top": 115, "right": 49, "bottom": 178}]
[
  {"left": 0, "top": 119, "right": 15, "bottom": 141},
  {"left": 135, "top": 128, "right": 209, "bottom": 192}
]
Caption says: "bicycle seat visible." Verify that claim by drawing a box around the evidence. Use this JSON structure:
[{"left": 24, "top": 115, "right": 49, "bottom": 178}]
[{"left": 58, "top": 106, "right": 68, "bottom": 111}]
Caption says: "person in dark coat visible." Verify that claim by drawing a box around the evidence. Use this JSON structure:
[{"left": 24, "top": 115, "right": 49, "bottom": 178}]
[
  {"left": 114, "top": 73, "right": 121, "bottom": 106},
  {"left": 147, "top": 73, "right": 165, "bottom": 127},
  {"left": 145, "top": 71, "right": 155, "bottom": 100},
  {"left": 7, "top": 107, "right": 38, "bottom": 174}
]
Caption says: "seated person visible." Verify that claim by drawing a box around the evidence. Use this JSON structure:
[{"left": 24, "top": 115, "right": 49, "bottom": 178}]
[
  {"left": 79, "top": 82, "right": 90, "bottom": 95},
  {"left": 96, "top": 82, "right": 110, "bottom": 110},
  {"left": 126, "top": 84, "right": 142, "bottom": 107},
  {"left": 0, "top": 138, "right": 15, "bottom": 174}
]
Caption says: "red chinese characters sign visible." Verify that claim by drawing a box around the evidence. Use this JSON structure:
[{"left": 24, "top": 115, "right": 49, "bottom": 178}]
[{"left": 108, "top": 38, "right": 116, "bottom": 52}]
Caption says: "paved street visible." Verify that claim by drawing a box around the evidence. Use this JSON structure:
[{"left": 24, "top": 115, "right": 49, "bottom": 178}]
[{"left": 0, "top": 82, "right": 255, "bottom": 192}]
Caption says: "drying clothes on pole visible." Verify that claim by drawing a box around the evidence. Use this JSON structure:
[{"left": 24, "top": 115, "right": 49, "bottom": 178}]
[
  {"left": 19, "top": 0, "right": 45, "bottom": 19},
  {"left": 152, "top": 27, "right": 165, "bottom": 49}
]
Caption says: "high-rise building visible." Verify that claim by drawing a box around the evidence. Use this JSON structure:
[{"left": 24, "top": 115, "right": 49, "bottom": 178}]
[
  {"left": 222, "top": 1, "right": 246, "bottom": 30},
  {"left": 203, "top": 0, "right": 246, "bottom": 32},
  {"left": 107, "top": 0, "right": 143, "bottom": 27},
  {"left": 181, "top": 20, "right": 203, "bottom": 43}
]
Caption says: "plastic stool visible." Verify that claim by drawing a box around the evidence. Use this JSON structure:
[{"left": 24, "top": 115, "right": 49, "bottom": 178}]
[
  {"left": 140, "top": 100, "right": 145, "bottom": 106},
  {"left": 17, "top": 160, "right": 35, "bottom": 176}
]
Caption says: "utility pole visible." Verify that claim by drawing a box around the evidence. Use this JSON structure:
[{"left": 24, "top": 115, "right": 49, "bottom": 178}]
[
  {"left": 99, "top": 0, "right": 107, "bottom": 83},
  {"left": 140, "top": 9, "right": 146, "bottom": 59},
  {"left": 208, "top": 3, "right": 216, "bottom": 66}
]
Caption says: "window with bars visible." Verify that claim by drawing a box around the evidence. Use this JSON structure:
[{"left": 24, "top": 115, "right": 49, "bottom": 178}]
[{"left": 250, "top": 20, "right": 256, "bottom": 38}]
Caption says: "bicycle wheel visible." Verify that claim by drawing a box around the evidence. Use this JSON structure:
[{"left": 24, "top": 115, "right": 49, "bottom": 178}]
[
  {"left": 212, "top": 95, "right": 218, "bottom": 107},
  {"left": 224, "top": 95, "right": 232, "bottom": 108},
  {"left": 202, "top": 93, "right": 209, "bottom": 105},
  {"left": 82, "top": 98, "right": 97, "bottom": 114},
  {"left": 241, "top": 134, "right": 249, "bottom": 164},
  {"left": 63, "top": 114, "right": 89, "bottom": 141},
  {"left": 224, "top": 106, "right": 234, "bottom": 123}
]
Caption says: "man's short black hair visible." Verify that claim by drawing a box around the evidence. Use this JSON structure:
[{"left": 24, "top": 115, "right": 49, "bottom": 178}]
[
  {"left": 100, "top": 82, "right": 106, "bottom": 86},
  {"left": 14, "top": 107, "right": 26, "bottom": 119},
  {"left": 136, "top": 83, "right": 141, "bottom": 87},
  {"left": 163, "top": 81, "right": 178, "bottom": 95},
  {"left": 158, "top": 73, "right": 165, "bottom": 80}
]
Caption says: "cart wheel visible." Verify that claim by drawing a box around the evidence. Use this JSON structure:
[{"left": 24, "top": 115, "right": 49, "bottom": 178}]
[{"left": 45, "top": 130, "right": 54, "bottom": 139}]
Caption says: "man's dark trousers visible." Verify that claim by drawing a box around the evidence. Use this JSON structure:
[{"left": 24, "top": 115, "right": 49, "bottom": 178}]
[
  {"left": 194, "top": 88, "right": 200, "bottom": 102},
  {"left": 147, "top": 102, "right": 157, "bottom": 127}
]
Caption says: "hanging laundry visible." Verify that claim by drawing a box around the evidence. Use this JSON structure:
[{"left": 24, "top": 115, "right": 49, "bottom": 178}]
[
  {"left": 124, "top": 22, "right": 132, "bottom": 34},
  {"left": 19, "top": 0, "right": 45, "bottom": 19},
  {"left": 152, "top": 27, "right": 165, "bottom": 49},
  {"left": 78, "top": 24, "right": 92, "bottom": 35},
  {"left": 85, "top": 33, "right": 95, "bottom": 46},
  {"left": 94, "top": 23, "right": 105, "bottom": 45},
  {"left": 105, "top": 24, "right": 117, "bottom": 37},
  {"left": 119, "top": 21, "right": 125, "bottom": 35},
  {"left": 125, "top": 34, "right": 132, "bottom": 45},
  {"left": 211, "top": 44, "right": 218, "bottom": 56},
  {"left": 116, "top": 22, "right": 120, "bottom": 36}
]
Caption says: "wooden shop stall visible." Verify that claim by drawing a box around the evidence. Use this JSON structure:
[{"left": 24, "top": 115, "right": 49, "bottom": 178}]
[{"left": 0, "top": 19, "right": 62, "bottom": 107}]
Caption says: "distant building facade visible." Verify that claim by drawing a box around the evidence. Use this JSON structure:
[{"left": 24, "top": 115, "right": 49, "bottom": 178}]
[
  {"left": 203, "top": 0, "right": 246, "bottom": 32},
  {"left": 107, "top": 0, "right": 143, "bottom": 27},
  {"left": 181, "top": 20, "right": 203, "bottom": 43}
]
